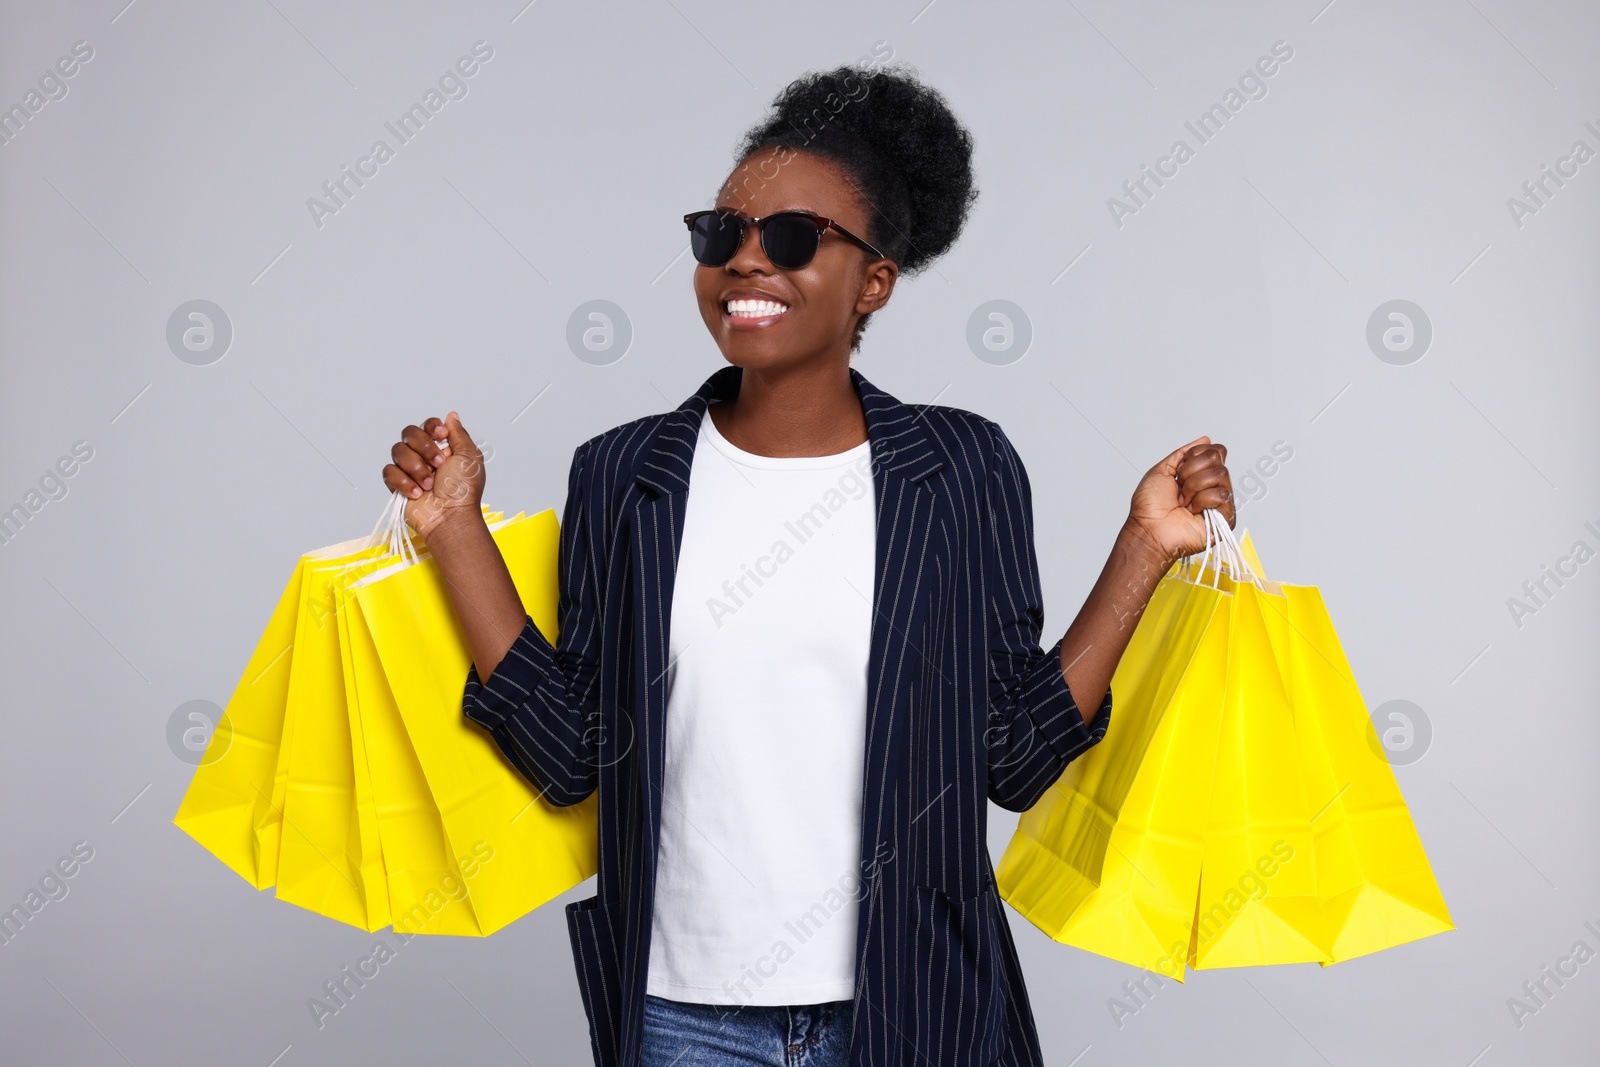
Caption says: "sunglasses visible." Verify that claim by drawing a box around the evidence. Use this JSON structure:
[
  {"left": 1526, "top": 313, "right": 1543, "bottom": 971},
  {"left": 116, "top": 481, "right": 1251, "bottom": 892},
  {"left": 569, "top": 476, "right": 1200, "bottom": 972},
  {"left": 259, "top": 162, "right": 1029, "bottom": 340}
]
[{"left": 683, "top": 208, "right": 888, "bottom": 270}]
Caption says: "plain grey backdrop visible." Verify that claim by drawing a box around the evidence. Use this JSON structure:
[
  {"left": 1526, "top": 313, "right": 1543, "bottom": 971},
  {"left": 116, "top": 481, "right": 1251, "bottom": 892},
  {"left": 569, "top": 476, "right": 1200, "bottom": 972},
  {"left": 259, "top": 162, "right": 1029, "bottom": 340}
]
[{"left": 2, "top": 0, "right": 1597, "bottom": 1064}]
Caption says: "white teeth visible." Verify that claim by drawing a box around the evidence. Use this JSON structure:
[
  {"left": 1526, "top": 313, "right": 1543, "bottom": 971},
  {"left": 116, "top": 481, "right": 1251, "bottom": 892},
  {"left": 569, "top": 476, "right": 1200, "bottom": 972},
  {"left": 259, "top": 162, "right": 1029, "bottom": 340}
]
[{"left": 725, "top": 298, "right": 789, "bottom": 318}]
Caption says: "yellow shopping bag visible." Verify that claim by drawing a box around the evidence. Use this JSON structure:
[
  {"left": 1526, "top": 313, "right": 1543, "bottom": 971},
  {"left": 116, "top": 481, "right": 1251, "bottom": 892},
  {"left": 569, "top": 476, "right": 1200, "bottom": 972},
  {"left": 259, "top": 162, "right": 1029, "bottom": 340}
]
[
  {"left": 173, "top": 495, "right": 505, "bottom": 927},
  {"left": 999, "top": 512, "right": 1452, "bottom": 978},
  {"left": 336, "top": 512, "right": 526, "bottom": 937},
  {"left": 354, "top": 508, "right": 599, "bottom": 936},
  {"left": 1189, "top": 530, "right": 1452, "bottom": 967},
  {"left": 268, "top": 506, "right": 506, "bottom": 913},
  {"left": 272, "top": 505, "right": 514, "bottom": 929},
  {"left": 337, "top": 579, "right": 484, "bottom": 935},
  {"left": 1258, "top": 544, "right": 1453, "bottom": 963},
  {"left": 272, "top": 548, "right": 409, "bottom": 930},
  {"left": 996, "top": 553, "right": 1233, "bottom": 981},
  {"left": 1189, "top": 569, "right": 1329, "bottom": 970},
  {"left": 173, "top": 531, "right": 388, "bottom": 890}
]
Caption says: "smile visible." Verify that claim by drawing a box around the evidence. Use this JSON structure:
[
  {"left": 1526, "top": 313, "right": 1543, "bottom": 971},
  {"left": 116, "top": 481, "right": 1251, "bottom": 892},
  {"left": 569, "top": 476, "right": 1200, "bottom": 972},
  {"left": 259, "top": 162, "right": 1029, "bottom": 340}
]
[{"left": 724, "top": 298, "right": 789, "bottom": 324}]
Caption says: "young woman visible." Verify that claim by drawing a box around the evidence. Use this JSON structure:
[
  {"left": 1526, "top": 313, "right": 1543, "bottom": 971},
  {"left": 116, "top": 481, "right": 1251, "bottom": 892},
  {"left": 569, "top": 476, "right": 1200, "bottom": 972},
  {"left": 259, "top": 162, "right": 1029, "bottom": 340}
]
[{"left": 382, "top": 66, "right": 1235, "bottom": 1067}]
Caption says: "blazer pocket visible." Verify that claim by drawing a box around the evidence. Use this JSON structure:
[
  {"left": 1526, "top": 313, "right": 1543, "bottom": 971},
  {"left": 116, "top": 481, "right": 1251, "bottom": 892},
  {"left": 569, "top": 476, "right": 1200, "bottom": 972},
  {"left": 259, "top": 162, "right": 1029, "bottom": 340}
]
[
  {"left": 908, "top": 883, "right": 1006, "bottom": 1067},
  {"left": 566, "top": 895, "right": 621, "bottom": 1067}
]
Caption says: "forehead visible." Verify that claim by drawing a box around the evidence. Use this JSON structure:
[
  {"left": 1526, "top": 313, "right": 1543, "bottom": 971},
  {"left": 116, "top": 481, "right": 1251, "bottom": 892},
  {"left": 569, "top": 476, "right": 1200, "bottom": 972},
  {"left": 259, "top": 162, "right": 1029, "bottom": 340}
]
[{"left": 715, "top": 147, "right": 865, "bottom": 228}]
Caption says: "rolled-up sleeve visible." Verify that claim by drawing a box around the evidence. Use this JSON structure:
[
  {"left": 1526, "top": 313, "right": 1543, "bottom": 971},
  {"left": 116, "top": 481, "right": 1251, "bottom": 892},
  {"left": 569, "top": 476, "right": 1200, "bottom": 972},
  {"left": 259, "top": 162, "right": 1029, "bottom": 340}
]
[
  {"left": 462, "top": 439, "right": 604, "bottom": 807},
  {"left": 981, "top": 419, "right": 1112, "bottom": 813}
]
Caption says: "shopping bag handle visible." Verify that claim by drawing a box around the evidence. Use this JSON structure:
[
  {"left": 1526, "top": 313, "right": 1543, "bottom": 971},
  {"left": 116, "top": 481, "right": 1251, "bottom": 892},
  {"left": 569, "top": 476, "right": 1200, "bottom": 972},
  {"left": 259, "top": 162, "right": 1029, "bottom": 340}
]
[
  {"left": 365, "top": 490, "right": 420, "bottom": 567},
  {"left": 1177, "top": 507, "right": 1266, "bottom": 592}
]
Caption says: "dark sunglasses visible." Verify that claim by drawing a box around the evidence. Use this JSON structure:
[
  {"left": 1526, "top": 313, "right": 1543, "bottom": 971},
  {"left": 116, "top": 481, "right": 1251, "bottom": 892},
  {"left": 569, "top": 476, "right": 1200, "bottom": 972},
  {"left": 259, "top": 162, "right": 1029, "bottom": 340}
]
[{"left": 683, "top": 208, "right": 888, "bottom": 270}]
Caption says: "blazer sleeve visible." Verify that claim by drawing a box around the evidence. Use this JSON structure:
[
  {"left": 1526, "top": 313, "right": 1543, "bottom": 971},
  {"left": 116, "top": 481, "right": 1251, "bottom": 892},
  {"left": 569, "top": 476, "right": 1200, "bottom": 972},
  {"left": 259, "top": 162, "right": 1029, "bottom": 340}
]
[
  {"left": 982, "top": 419, "right": 1112, "bottom": 813},
  {"left": 460, "top": 438, "right": 604, "bottom": 807}
]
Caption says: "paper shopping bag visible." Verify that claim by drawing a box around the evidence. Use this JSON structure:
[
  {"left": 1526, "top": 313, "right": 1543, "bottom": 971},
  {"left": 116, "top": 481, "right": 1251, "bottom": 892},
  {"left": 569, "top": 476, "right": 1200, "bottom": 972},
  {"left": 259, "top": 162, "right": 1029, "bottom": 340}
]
[
  {"left": 1268, "top": 573, "right": 1454, "bottom": 962},
  {"left": 1190, "top": 538, "right": 1453, "bottom": 967},
  {"left": 174, "top": 499, "right": 569, "bottom": 936},
  {"left": 272, "top": 551, "right": 403, "bottom": 930},
  {"left": 999, "top": 517, "right": 1452, "bottom": 978},
  {"left": 337, "top": 583, "right": 482, "bottom": 935},
  {"left": 334, "top": 580, "right": 397, "bottom": 932},
  {"left": 355, "top": 509, "right": 598, "bottom": 936},
  {"left": 1188, "top": 573, "right": 1330, "bottom": 970},
  {"left": 996, "top": 562, "right": 1232, "bottom": 981},
  {"left": 333, "top": 510, "right": 531, "bottom": 937},
  {"left": 173, "top": 534, "right": 386, "bottom": 890}
]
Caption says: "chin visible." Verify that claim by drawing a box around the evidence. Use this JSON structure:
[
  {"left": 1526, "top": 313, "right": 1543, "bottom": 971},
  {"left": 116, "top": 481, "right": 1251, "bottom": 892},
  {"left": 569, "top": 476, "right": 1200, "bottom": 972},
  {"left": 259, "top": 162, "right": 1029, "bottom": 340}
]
[
  {"left": 714, "top": 347, "right": 783, "bottom": 376},
  {"left": 711, "top": 329, "right": 797, "bottom": 372}
]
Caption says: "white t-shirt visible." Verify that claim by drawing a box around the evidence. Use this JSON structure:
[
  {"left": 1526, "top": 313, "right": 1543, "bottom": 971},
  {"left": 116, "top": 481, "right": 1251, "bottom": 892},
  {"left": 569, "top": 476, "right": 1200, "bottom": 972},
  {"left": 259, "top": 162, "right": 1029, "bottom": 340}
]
[{"left": 645, "top": 406, "right": 876, "bottom": 1007}]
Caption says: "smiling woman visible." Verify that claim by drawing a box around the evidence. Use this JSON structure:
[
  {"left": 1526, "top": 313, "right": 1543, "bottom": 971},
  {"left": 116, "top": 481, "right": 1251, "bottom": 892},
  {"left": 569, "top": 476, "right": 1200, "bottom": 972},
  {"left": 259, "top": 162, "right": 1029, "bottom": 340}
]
[{"left": 380, "top": 60, "right": 1238, "bottom": 1067}]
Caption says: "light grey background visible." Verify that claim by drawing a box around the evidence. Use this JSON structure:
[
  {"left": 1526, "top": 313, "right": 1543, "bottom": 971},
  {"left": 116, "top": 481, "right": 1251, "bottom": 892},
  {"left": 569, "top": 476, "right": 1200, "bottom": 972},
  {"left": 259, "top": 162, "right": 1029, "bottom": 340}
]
[{"left": 2, "top": 0, "right": 1596, "bottom": 1064}]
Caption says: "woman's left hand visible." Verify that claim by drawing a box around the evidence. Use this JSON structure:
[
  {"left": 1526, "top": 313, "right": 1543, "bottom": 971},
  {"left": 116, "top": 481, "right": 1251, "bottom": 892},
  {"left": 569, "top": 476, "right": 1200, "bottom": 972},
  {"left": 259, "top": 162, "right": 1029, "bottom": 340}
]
[{"left": 1125, "top": 436, "right": 1236, "bottom": 565}]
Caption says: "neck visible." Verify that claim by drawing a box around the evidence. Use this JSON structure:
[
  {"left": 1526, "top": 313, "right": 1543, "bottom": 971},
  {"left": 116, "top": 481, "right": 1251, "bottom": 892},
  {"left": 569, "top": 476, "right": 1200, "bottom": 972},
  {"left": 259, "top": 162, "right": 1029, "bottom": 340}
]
[{"left": 709, "top": 358, "right": 867, "bottom": 458}]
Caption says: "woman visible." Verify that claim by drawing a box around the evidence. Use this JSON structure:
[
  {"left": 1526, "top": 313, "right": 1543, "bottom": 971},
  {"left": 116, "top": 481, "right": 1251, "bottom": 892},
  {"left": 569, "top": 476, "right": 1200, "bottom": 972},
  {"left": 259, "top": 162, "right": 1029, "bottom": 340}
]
[{"left": 382, "top": 65, "right": 1234, "bottom": 1067}]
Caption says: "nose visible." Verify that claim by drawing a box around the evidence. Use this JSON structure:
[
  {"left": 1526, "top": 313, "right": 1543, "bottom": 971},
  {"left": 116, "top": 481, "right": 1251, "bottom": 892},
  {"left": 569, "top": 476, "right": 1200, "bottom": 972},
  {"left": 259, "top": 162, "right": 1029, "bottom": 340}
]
[{"left": 724, "top": 216, "right": 775, "bottom": 275}]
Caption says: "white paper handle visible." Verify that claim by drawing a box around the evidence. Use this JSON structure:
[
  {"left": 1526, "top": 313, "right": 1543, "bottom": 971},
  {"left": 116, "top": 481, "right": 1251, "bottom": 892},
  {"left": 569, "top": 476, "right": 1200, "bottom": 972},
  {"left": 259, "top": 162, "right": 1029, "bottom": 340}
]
[
  {"left": 366, "top": 490, "right": 419, "bottom": 566},
  {"left": 1179, "top": 507, "right": 1264, "bottom": 591}
]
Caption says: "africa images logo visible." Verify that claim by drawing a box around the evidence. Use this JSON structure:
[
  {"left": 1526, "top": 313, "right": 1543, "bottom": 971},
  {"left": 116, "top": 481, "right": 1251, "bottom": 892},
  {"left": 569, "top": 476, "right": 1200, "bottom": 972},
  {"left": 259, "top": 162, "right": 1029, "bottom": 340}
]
[
  {"left": 305, "top": 41, "right": 495, "bottom": 230},
  {"left": 1107, "top": 40, "right": 1295, "bottom": 228}
]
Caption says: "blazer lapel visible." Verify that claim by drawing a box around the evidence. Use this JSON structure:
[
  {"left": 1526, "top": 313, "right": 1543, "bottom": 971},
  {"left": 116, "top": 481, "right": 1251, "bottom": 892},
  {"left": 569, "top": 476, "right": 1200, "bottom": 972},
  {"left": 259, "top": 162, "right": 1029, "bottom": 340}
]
[
  {"left": 846, "top": 370, "right": 947, "bottom": 986},
  {"left": 627, "top": 365, "right": 946, "bottom": 918},
  {"left": 629, "top": 368, "right": 727, "bottom": 886}
]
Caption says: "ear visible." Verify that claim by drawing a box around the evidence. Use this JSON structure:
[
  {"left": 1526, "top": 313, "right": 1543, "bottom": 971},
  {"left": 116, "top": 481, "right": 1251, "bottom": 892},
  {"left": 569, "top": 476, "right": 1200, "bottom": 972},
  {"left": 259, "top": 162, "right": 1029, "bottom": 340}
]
[{"left": 856, "top": 259, "right": 899, "bottom": 314}]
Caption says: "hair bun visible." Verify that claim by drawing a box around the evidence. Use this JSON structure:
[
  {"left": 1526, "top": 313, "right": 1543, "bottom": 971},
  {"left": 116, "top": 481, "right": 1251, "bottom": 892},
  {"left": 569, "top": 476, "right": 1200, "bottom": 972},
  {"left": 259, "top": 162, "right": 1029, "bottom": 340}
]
[{"left": 735, "top": 62, "right": 979, "bottom": 279}]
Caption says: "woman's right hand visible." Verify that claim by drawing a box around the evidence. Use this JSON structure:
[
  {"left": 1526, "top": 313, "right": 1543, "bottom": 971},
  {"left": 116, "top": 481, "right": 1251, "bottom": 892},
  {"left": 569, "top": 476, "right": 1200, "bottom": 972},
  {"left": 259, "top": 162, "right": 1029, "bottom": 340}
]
[{"left": 381, "top": 410, "right": 486, "bottom": 538}]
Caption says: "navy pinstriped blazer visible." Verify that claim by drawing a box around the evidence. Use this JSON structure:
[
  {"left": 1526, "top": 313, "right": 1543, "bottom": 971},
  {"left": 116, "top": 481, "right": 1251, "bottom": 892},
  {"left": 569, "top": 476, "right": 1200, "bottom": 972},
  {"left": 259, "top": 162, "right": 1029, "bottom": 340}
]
[{"left": 462, "top": 364, "right": 1113, "bottom": 1067}]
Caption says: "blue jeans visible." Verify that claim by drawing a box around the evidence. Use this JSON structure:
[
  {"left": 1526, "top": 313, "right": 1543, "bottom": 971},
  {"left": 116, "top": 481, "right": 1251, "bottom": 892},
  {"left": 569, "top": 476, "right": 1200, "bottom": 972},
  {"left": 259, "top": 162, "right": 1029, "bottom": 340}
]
[{"left": 640, "top": 993, "right": 854, "bottom": 1066}]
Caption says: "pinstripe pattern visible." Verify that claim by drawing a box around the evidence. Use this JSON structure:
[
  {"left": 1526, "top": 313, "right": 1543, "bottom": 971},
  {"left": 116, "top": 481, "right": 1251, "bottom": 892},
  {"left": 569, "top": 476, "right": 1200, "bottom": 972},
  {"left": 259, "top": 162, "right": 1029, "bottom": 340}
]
[{"left": 462, "top": 365, "right": 1113, "bottom": 1067}]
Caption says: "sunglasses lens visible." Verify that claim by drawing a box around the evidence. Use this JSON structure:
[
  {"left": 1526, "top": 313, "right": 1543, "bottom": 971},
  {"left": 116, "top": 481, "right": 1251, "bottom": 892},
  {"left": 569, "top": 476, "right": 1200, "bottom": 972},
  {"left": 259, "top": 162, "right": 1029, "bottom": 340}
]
[
  {"left": 689, "top": 211, "right": 743, "bottom": 266},
  {"left": 762, "top": 215, "right": 821, "bottom": 269}
]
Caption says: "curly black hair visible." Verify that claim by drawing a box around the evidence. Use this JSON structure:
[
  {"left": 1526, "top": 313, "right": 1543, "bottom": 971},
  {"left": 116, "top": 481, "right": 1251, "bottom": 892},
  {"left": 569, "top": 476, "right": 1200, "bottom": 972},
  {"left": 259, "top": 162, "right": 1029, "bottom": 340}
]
[{"left": 732, "top": 61, "right": 979, "bottom": 352}]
